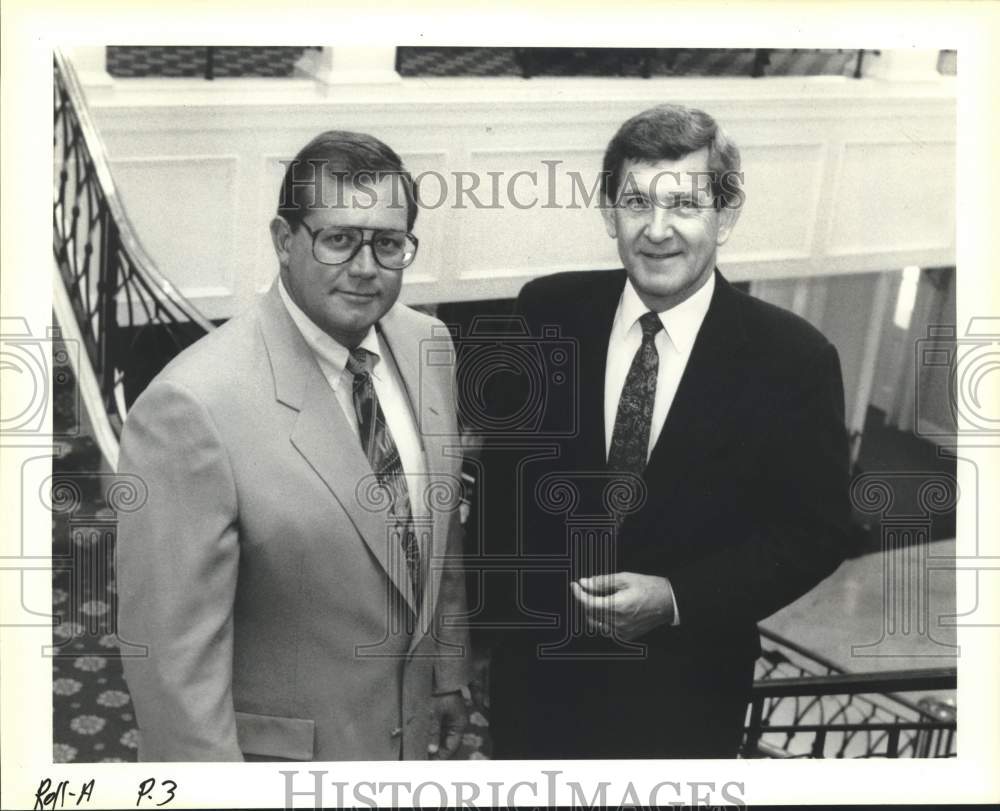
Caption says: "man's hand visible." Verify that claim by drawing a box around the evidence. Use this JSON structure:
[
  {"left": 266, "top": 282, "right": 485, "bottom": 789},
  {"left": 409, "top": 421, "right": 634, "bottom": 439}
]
[
  {"left": 571, "top": 572, "right": 675, "bottom": 641},
  {"left": 428, "top": 691, "right": 467, "bottom": 759}
]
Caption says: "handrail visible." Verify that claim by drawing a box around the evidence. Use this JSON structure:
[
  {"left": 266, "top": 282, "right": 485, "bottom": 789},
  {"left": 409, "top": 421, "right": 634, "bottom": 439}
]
[
  {"left": 752, "top": 667, "right": 957, "bottom": 698},
  {"left": 52, "top": 48, "right": 215, "bottom": 459},
  {"left": 756, "top": 627, "right": 951, "bottom": 718},
  {"left": 747, "top": 629, "right": 956, "bottom": 758},
  {"left": 54, "top": 50, "right": 214, "bottom": 334},
  {"left": 758, "top": 626, "right": 847, "bottom": 675}
]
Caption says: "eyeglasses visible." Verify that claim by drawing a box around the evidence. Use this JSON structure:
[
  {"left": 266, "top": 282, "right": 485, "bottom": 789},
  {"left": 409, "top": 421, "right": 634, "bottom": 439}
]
[{"left": 300, "top": 222, "right": 419, "bottom": 270}]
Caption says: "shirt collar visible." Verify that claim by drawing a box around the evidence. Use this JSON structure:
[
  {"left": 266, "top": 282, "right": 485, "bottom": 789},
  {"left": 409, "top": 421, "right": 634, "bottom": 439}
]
[
  {"left": 618, "top": 270, "right": 715, "bottom": 356},
  {"left": 277, "top": 276, "right": 382, "bottom": 377}
]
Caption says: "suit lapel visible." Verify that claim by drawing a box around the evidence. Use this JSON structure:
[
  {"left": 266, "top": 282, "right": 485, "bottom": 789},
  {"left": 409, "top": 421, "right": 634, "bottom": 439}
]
[
  {"left": 257, "top": 284, "right": 419, "bottom": 615},
  {"left": 376, "top": 306, "right": 456, "bottom": 652},
  {"left": 573, "top": 270, "right": 627, "bottom": 469},
  {"left": 641, "top": 271, "right": 749, "bottom": 493}
]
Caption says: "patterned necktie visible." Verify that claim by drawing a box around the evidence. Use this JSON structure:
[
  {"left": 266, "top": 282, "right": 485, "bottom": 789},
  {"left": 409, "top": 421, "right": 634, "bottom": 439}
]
[
  {"left": 607, "top": 310, "right": 663, "bottom": 475},
  {"left": 346, "top": 347, "right": 422, "bottom": 608}
]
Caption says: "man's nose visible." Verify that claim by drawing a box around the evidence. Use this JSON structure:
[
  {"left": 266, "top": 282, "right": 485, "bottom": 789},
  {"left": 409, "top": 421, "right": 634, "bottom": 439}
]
[
  {"left": 644, "top": 205, "right": 676, "bottom": 242},
  {"left": 347, "top": 242, "right": 380, "bottom": 278}
]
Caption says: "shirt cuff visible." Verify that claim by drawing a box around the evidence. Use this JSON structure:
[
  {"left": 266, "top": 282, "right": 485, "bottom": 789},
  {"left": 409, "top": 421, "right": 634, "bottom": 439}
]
[{"left": 665, "top": 577, "right": 680, "bottom": 626}]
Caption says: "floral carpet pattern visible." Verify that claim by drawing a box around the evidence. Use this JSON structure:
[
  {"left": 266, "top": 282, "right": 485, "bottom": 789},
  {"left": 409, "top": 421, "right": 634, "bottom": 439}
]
[{"left": 51, "top": 578, "right": 140, "bottom": 764}]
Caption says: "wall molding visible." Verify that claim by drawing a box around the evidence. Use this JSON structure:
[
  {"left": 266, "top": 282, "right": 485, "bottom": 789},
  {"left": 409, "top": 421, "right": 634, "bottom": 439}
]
[{"left": 82, "top": 71, "right": 956, "bottom": 311}]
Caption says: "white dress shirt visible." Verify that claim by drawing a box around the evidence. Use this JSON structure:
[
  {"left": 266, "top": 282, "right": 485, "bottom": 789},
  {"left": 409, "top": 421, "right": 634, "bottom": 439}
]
[
  {"left": 604, "top": 271, "right": 715, "bottom": 460},
  {"left": 602, "top": 271, "right": 715, "bottom": 625},
  {"left": 278, "top": 278, "right": 428, "bottom": 517}
]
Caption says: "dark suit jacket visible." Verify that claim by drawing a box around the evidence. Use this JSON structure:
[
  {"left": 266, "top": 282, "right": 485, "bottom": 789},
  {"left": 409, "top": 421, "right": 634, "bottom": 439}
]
[{"left": 480, "top": 268, "right": 851, "bottom": 758}]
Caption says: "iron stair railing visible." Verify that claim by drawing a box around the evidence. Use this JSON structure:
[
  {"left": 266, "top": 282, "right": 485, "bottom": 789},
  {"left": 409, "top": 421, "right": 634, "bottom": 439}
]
[
  {"left": 52, "top": 49, "right": 214, "bottom": 455},
  {"left": 745, "top": 628, "right": 956, "bottom": 758}
]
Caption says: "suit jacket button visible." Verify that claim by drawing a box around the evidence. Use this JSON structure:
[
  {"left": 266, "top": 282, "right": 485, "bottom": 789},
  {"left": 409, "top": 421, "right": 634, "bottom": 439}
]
[{"left": 390, "top": 727, "right": 402, "bottom": 738}]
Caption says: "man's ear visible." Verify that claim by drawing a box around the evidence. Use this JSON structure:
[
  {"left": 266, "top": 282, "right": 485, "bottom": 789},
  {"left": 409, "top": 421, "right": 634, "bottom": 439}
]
[
  {"left": 270, "top": 216, "right": 292, "bottom": 266},
  {"left": 715, "top": 201, "right": 742, "bottom": 247},
  {"left": 601, "top": 200, "right": 618, "bottom": 239}
]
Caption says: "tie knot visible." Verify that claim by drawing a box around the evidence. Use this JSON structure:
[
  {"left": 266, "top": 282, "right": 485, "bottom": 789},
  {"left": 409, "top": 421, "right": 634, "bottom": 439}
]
[
  {"left": 638, "top": 311, "right": 662, "bottom": 340},
  {"left": 346, "top": 347, "right": 377, "bottom": 377}
]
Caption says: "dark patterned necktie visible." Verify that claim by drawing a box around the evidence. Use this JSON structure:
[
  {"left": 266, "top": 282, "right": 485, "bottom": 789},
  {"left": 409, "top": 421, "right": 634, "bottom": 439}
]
[
  {"left": 607, "top": 311, "right": 663, "bottom": 475},
  {"left": 346, "top": 347, "right": 422, "bottom": 607}
]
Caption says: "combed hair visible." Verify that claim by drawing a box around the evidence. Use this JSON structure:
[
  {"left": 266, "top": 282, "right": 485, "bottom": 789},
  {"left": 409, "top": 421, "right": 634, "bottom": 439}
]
[
  {"left": 277, "top": 130, "right": 418, "bottom": 230},
  {"left": 601, "top": 104, "right": 742, "bottom": 209}
]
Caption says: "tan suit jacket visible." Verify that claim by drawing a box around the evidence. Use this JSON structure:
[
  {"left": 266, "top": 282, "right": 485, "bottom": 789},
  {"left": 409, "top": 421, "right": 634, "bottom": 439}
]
[{"left": 117, "top": 283, "right": 471, "bottom": 761}]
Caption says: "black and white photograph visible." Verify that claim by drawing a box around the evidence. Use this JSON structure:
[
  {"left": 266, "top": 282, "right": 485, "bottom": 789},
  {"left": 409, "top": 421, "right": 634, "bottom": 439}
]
[{"left": 2, "top": 1, "right": 999, "bottom": 809}]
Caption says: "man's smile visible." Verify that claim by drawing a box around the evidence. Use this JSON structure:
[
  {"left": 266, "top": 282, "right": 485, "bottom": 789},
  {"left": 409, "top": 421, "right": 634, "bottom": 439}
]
[
  {"left": 640, "top": 249, "right": 683, "bottom": 260},
  {"left": 335, "top": 290, "right": 380, "bottom": 301}
]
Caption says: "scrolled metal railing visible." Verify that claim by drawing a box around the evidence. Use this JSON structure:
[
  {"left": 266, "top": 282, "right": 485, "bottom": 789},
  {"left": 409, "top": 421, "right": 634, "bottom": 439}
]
[
  {"left": 52, "top": 49, "right": 214, "bottom": 440},
  {"left": 745, "top": 628, "right": 956, "bottom": 758}
]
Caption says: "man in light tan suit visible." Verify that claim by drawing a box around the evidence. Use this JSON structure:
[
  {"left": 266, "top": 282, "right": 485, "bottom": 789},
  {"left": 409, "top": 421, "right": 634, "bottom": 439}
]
[{"left": 117, "top": 131, "right": 471, "bottom": 761}]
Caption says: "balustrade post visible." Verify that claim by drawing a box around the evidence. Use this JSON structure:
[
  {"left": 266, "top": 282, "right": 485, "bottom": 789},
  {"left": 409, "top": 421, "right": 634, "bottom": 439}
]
[
  {"left": 886, "top": 727, "right": 901, "bottom": 757},
  {"left": 810, "top": 729, "right": 827, "bottom": 758},
  {"left": 743, "top": 697, "right": 765, "bottom": 756},
  {"left": 98, "top": 213, "right": 119, "bottom": 415}
]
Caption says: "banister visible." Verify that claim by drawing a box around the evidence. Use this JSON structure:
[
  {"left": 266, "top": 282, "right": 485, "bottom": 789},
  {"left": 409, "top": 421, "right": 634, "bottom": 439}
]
[
  {"left": 53, "top": 49, "right": 214, "bottom": 335},
  {"left": 751, "top": 667, "right": 957, "bottom": 698}
]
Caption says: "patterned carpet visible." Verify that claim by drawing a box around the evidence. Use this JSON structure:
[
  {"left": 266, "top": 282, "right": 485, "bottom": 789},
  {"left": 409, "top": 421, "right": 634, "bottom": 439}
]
[
  {"left": 51, "top": 573, "right": 139, "bottom": 764},
  {"left": 50, "top": 335, "right": 492, "bottom": 762}
]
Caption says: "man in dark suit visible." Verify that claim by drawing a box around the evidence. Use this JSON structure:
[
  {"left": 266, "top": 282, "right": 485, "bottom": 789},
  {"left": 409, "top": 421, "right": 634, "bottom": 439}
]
[{"left": 481, "top": 103, "right": 851, "bottom": 758}]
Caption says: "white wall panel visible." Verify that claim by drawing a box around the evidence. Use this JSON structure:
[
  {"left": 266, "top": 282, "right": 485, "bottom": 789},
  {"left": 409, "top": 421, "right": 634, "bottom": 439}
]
[
  {"left": 827, "top": 140, "right": 955, "bottom": 257},
  {"left": 458, "top": 148, "right": 617, "bottom": 281},
  {"left": 109, "top": 155, "right": 238, "bottom": 318},
  {"left": 86, "top": 74, "right": 956, "bottom": 315},
  {"left": 723, "top": 143, "right": 825, "bottom": 263}
]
